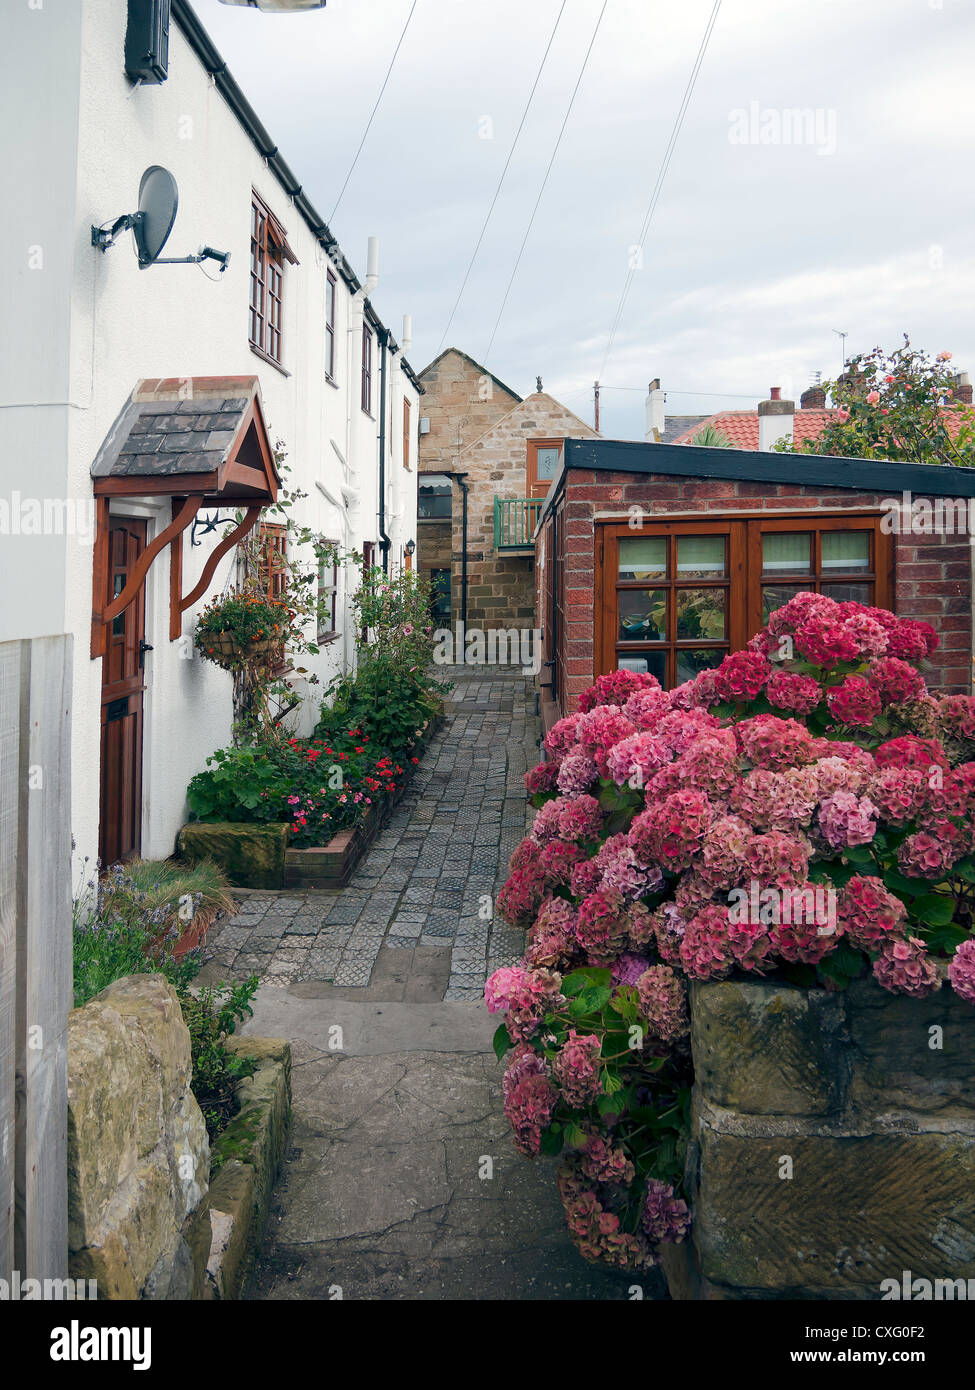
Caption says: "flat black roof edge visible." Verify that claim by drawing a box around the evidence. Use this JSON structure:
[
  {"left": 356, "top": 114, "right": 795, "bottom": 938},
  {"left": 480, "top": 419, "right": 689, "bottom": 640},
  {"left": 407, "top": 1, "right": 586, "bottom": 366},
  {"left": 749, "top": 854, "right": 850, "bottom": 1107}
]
[{"left": 563, "top": 437, "right": 975, "bottom": 499}]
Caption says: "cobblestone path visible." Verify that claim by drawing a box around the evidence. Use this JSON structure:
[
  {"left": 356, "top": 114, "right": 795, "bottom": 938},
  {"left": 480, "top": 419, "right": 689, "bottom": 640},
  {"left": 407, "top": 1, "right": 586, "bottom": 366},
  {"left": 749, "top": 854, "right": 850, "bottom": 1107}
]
[
  {"left": 203, "top": 666, "right": 536, "bottom": 999},
  {"left": 204, "top": 666, "right": 667, "bottom": 1300}
]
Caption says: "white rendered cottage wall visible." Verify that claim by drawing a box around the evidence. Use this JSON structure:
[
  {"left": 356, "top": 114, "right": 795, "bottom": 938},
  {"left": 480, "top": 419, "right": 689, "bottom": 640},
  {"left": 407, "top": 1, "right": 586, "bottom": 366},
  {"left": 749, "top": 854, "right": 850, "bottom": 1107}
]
[{"left": 58, "top": 0, "right": 418, "bottom": 868}]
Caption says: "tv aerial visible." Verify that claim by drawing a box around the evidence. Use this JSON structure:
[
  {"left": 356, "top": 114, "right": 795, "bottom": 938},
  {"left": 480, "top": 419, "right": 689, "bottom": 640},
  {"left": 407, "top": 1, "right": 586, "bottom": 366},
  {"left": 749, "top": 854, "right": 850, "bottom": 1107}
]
[{"left": 91, "top": 166, "right": 231, "bottom": 272}]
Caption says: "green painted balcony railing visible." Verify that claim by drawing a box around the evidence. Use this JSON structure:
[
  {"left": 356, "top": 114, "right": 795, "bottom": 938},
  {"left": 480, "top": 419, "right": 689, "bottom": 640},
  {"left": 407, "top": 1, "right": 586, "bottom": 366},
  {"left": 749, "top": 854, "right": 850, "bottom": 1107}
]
[{"left": 493, "top": 496, "right": 542, "bottom": 550}]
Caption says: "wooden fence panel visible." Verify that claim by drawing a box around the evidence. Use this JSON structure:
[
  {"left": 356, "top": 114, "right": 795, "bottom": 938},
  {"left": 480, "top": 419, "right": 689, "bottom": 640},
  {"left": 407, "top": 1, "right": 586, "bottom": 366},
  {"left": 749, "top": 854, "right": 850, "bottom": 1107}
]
[{"left": 0, "top": 635, "right": 72, "bottom": 1284}]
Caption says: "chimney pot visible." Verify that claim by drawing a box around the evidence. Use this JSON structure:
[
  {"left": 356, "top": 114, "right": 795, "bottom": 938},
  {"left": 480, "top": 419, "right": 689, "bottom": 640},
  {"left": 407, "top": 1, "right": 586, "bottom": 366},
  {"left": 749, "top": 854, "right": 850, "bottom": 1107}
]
[{"left": 770, "top": 386, "right": 781, "bottom": 401}]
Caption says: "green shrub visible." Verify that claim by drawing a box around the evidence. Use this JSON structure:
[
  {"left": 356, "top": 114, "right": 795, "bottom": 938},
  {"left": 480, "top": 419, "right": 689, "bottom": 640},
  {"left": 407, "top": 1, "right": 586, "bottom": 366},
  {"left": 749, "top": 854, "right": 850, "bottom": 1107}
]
[
  {"left": 179, "top": 977, "right": 259, "bottom": 1144},
  {"left": 72, "top": 862, "right": 209, "bottom": 1008}
]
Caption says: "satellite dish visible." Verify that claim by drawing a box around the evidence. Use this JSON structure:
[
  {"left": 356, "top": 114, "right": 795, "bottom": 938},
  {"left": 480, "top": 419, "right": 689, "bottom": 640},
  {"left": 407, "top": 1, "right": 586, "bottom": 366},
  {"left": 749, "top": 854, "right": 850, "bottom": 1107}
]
[
  {"left": 134, "top": 166, "right": 179, "bottom": 268},
  {"left": 91, "top": 166, "right": 230, "bottom": 273}
]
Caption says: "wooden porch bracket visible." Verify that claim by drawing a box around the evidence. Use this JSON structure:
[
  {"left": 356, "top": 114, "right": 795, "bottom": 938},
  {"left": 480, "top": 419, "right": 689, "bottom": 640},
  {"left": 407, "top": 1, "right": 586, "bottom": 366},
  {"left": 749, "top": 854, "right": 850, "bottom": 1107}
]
[
  {"left": 91, "top": 496, "right": 202, "bottom": 659},
  {"left": 169, "top": 505, "right": 263, "bottom": 640}
]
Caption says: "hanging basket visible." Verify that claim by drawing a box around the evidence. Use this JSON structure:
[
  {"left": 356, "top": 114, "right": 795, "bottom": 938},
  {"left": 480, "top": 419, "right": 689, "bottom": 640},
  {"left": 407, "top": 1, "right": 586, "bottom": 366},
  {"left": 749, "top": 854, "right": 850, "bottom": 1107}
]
[{"left": 197, "top": 631, "right": 282, "bottom": 669}]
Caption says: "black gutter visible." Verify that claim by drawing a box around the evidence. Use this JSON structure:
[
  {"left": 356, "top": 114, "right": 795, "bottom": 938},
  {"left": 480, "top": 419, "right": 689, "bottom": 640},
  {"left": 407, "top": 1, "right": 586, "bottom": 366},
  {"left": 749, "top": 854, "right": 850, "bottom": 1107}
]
[
  {"left": 377, "top": 327, "right": 391, "bottom": 574},
  {"left": 562, "top": 437, "right": 975, "bottom": 499},
  {"left": 170, "top": 0, "right": 423, "bottom": 395}
]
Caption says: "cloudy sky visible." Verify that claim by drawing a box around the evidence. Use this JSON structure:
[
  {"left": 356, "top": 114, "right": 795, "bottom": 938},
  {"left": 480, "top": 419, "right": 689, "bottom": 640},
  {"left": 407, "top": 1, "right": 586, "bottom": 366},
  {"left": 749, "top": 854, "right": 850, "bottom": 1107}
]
[{"left": 195, "top": 0, "right": 975, "bottom": 440}]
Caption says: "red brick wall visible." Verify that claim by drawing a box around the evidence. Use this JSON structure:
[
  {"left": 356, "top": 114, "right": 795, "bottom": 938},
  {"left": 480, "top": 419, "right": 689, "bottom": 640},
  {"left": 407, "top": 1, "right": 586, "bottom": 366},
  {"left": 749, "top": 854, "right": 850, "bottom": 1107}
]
[{"left": 538, "top": 470, "right": 973, "bottom": 716}]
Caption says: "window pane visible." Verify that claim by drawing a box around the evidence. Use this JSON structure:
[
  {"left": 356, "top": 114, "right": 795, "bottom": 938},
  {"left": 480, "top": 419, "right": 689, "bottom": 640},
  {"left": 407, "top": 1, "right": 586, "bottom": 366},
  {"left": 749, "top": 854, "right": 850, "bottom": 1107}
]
[
  {"left": 676, "top": 649, "right": 724, "bottom": 684},
  {"left": 618, "top": 536, "right": 667, "bottom": 580},
  {"left": 536, "top": 446, "right": 561, "bottom": 480},
  {"left": 677, "top": 535, "right": 725, "bottom": 577},
  {"left": 676, "top": 588, "right": 726, "bottom": 640},
  {"left": 762, "top": 533, "right": 811, "bottom": 575},
  {"left": 822, "top": 531, "right": 870, "bottom": 572},
  {"left": 822, "top": 582, "right": 873, "bottom": 604},
  {"left": 618, "top": 589, "right": 667, "bottom": 641},
  {"left": 618, "top": 650, "right": 667, "bottom": 685},
  {"left": 762, "top": 583, "right": 804, "bottom": 621}
]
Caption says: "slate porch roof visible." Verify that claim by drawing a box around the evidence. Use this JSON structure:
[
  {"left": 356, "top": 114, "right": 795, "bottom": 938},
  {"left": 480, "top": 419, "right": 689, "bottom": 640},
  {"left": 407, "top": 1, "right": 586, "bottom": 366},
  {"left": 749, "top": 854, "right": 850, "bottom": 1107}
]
[{"left": 91, "top": 376, "right": 272, "bottom": 483}]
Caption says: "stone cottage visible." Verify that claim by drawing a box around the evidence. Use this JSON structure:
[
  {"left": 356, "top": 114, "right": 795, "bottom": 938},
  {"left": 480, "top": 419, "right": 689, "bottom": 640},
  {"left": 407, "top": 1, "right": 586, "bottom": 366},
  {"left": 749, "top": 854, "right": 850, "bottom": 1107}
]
[{"left": 416, "top": 348, "right": 598, "bottom": 634}]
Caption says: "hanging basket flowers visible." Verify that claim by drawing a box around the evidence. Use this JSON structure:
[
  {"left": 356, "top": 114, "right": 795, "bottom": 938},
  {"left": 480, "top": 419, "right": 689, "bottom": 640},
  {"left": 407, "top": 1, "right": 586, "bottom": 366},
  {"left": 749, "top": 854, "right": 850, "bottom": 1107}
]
[{"left": 194, "top": 591, "right": 294, "bottom": 669}]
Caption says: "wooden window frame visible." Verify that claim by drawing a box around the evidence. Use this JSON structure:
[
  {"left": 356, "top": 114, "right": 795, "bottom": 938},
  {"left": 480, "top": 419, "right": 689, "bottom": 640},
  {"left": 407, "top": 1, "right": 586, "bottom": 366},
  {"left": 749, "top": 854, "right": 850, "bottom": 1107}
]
[
  {"left": 250, "top": 193, "right": 297, "bottom": 367},
  {"left": 361, "top": 328, "right": 374, "bottom": 415},
  {"left": 403, "top": 398, "right": 412, "bottom": 470},
  {"left": 324, "top": 270, "right": 337, "bottom": 382},
  {"left": 258, "top": 520, "right": 289, "bottom": 673},
  {"left": 595, "top": 512, "right": 893, "bottom": 688},
  {"left": 317, "top": 539, "right": 340, "bottom": 643}
]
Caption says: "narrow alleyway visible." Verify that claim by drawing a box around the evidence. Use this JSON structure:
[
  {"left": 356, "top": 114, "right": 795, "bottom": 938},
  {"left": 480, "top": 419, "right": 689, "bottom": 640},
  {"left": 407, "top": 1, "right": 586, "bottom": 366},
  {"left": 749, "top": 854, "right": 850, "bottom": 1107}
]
[{"left": 202, "top": 667, "right": 666, "bottom": 1300}]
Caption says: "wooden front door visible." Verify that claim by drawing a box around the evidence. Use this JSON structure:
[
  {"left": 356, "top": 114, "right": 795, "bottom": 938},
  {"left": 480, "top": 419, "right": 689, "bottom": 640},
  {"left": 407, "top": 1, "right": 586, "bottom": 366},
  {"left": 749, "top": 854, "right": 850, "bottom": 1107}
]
[
  {"left": 99, "top": 519, "right": 148, "bottom": 867},
  {"left": 527, "top": 440, "right": 563, "bottom": 499}
]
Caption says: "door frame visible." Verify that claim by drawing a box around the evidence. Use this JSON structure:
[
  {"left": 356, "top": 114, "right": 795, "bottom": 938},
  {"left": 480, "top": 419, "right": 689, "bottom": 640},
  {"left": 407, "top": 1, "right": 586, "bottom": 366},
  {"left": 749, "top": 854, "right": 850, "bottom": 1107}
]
[
  {"left": 527, "top": 439, "right": 564, "bottom": 499},
  {"left": 98, "top": 514, "right": 150, "bottom": 866}
]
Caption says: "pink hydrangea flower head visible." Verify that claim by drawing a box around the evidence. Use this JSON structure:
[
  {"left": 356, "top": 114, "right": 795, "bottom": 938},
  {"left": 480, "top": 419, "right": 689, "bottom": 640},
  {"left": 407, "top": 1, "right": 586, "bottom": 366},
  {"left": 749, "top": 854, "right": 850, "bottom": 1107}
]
[
  {"left": 552, "top": 1029, "right": 603, "bottom": 1106},
  {"left": 679, "top": 904, "right": 736, "bottom": 980},
  {"left": 737, "top": 714, "right": 818, "bottom": 771},
  {"left": 504, "top": 1070, "right": 557, "bottom": 1155},
  {"left": 605, "top": 732, "right": 671, "bottom": 789},
  {"left": 838, "top": 874, "right": 906, "bottom": 952},
  {"left": 948, "top": 939, "right": 975, "bottom": 1004},
  {"left": 818, "top": 790, "right": 878, "bottom": 849},
  {"left": 641, "top": 1179, "right": 691, "bottom": 1245},
  {"left": 578, "top": 669, "right": 661, "bottom": 713},
  {"left": 827, "top": 675, "right": 882, "bottom": 728},
  {"left": 574, "top": 887, "right": 631, "bottom": 964},
  {"left": 636, "top": 965, "right": 689, "bottom": 1042},
  {"left": 556, "top": 750, "right": 599, "bottom": 796},
  {"left": 867, "top": 656, "right": 926, "bottom": 706},
  {"left": 713, "top": 649, "right": 771, "bottom": 702},
  {"left": 630, "top": 789, "right": 715, "bottom": 873},
  {"left": 765, "top": 670, "right": 823, "bottom": 716},
  {"left": 524, "top": 762, "right": 559, "bottom": 795},
  {"left": 872, "top": 936, "right": 940, "bottom": 998},
  {"left": 623, "top": 686, "right": 674, "bottom": 729}
]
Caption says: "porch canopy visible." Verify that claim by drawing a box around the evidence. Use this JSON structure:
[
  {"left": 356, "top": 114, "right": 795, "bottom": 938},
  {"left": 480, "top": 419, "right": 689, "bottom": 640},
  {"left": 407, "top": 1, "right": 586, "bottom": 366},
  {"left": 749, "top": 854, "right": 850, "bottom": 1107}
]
[{"left": 90, "top": 376, "right": 280, "bottom": 657}]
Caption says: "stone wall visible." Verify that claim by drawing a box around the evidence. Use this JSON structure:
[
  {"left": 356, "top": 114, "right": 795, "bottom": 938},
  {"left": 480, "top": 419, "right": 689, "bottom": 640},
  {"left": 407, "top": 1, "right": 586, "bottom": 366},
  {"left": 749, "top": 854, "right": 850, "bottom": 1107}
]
[
  {"left": 676, "top": 975, "right": 975, "bottom": 1300},
  {"left": 67, "top": 975, "right": 210, "bottom": 1300}
]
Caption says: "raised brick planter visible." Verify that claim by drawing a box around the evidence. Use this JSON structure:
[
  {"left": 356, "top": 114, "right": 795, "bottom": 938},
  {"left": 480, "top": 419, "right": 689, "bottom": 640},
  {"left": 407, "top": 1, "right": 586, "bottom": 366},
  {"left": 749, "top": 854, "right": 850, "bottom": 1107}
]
[
  {"left": 180, "top": 710, "right": 444, "bottom": 892},
  {"left": 283, "top": 711, "right": 443, "bottom": 889}
]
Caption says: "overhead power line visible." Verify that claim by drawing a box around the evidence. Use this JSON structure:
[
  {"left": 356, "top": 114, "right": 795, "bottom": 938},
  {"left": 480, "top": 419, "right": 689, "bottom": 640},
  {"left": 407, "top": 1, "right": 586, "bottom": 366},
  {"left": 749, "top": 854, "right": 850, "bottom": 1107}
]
[
  {"left": 329, "top": 0, "right": 419, "bottom": 223},
  {"left": 437, "top": 1, "right": 568, "bottom": 355},
  {"left": 598, "top": 0, "right": 722, "bottom": 378},
  {"left": 483, "top": 0, "right": 609, "bottom": 365}
]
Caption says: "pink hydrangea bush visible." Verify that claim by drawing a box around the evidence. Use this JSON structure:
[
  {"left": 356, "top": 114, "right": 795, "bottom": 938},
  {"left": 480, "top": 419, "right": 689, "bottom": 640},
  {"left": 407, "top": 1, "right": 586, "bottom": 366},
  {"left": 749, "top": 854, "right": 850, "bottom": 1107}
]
[{"left": 487, "top": 592, "right": 975, "bottom": 1273}]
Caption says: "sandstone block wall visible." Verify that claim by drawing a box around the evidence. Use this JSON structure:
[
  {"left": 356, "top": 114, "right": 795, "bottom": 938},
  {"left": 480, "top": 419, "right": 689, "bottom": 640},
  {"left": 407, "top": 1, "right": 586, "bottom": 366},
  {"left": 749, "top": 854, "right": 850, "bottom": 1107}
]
[
  {"left": 67, "top": 975, "right": 211, "bottom": 1300},
  {"left": 680, "top": 976, "right": 975, "bottom": 1300}
]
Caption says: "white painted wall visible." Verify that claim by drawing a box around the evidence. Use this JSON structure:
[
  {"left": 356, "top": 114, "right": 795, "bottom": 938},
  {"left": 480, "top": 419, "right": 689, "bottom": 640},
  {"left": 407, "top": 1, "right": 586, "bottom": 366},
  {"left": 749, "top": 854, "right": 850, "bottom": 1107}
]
[{"left": 2, "top": 0, "right": 419, "bottom": 874}]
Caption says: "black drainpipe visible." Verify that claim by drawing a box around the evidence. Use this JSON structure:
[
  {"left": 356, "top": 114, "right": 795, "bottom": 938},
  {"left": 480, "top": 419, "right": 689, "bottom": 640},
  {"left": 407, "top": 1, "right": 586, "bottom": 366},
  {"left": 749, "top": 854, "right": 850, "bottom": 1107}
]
[
  {"left": 377, "top": 325, "right": 391, "bottom": 574},
  {"left": 448, "top": 471, "right": 470, "bottom": 652}
]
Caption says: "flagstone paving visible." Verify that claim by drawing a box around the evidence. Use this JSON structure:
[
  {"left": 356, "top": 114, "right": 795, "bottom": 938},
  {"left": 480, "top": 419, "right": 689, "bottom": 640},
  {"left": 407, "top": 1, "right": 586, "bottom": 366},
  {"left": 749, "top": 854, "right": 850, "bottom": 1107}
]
[{"left": 202, "top": 665, "right": 667, "bottom": 1300}]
